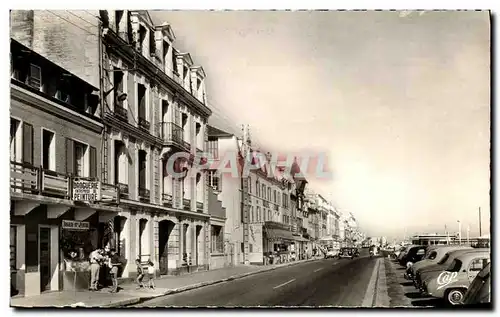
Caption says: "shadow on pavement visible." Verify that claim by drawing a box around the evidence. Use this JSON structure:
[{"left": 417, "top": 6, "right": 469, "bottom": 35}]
[
  {"left": 411, "top": 298, "right": 442, "bottom": 307},
  {"left": 396, "top": 267, "right": 406, "bottom": 271},
  {"left": 405, "top": 292, "right": 427, "bottom": 299},
  {"left": 400, "top": 282, "right": 413, "bottom": 287}
]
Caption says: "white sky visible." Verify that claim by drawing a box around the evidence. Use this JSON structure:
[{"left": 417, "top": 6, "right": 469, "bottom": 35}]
[{"left": 149, "top": 10, "right": 490, "bottom": 239}]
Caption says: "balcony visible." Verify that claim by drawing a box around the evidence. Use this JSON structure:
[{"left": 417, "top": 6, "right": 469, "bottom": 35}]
[
  {"left": 162, "top": 193, "right": 173, "bottom": 207},
  {"left": 138, "top": 187, "right": 150, "bottom": 202},
  {"left": 117, "top": 183, "right": 129, "bottom": 198},
  {"left": 182, "top": 198, "right": 191, "bottom": 211},
  {"left": 263, "top": 200, "right": 270, "bottom": 208},
  {"left": 196, "top": 201, "right": 203, "bottom": 212},
  {"left": 10, "top": 161, "right": 119, "bottom": 203},
  {"left": 138, "top": 117, "right": 150, "bottom": 131},
  {"left": 114, "top": 105, "right": 128, "bottom": 121},
  {"left": 160, "top": 122, "right": 188, "bottom": 151},
  {"left": 273, "top": 204, "right": 279, "bottom": 211}
]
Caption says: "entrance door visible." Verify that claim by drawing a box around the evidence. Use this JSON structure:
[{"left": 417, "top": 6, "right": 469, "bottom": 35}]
[
  {"left": 39, "top": 227, "right": 51, "bottom": 292},
  {"left": 195, "top": 226, "right": 202, "bottom": 266},
  {"left": 159, "top": 220, "right": 175, "bottom": 275}
]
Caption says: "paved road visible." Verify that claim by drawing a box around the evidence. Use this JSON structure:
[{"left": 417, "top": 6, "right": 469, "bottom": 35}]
[{"left": 136, "top": 254, "right": 379, "bottom": 307}]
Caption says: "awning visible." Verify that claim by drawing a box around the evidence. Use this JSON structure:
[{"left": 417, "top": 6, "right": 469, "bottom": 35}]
[
  {"left": 264, "top": 228, "right": 295, "bottom": 241},
  {"left": 294, "top": 236, "right": 309, "bottom": 242}
]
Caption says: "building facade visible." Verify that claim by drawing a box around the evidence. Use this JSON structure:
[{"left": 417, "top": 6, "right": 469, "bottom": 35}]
[
  {"left": 10, "top": 39, "right": 120, "bottom": 296},
  {"left": 10, "top": 10, "right": 215, "bottom": 288}
]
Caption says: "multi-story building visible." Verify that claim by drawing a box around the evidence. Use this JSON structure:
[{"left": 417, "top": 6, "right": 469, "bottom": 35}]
[
  {"left": 10, "top": 39, "right": 120, "bottom": 296},
  {"left": 11, "top": 10, "right": 213, "bottom": 280}
]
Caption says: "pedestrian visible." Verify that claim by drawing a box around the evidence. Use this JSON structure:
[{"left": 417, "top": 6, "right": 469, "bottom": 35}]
[
  {"left": 147, "top": 260, "right": 155, "bottom": 289},
  {"left": 89, "top": 248, "right": 104, "bottom": 291},
  {"left": 135, "top": 259, "right": 146, "bottom": 289},
  {"left": 108, "top": 249, "right": 121, "bottom": 293}
]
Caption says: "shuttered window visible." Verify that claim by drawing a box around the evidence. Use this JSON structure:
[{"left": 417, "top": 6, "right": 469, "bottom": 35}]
[
  {"left": 22, "top": 122, "right": 33, "bottom": 165},
  {"left": 65, "top": 138, "right": 74, "bottom": 175},
  {"left": 89, "top": 146, "right": 97, "bottom": 178},
  {"left": 28, "top": 64, "right": 41, "bottom": 90}
]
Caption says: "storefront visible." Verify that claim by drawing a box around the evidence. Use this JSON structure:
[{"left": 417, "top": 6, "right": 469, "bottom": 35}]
[{"left": 263, "top": 222, "right": 295, "bottom": 264}]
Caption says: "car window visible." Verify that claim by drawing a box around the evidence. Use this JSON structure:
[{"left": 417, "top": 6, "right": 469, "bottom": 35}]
[
  {"left": 469, "top": 258, "right": 489, "bottom": 273},
  {"left": 447, "top": 259, "right": 462, "bottom": 272},
  {"left": 477, "top": 263, "right": 491, "bottom": 279},
  {"left": 438, "top": 254, "right": 450, "bottom": 264},
  {"left": 428, "top": 251, "right": 437, "bottom": 260}
]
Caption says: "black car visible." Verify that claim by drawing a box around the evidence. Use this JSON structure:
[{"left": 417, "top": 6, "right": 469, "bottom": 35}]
[
  {"left": 399, "top": 245, "right": 426, "bottom": 267},
  {"left": 339, "top": 247, "right": 355, "bottom": 259}
]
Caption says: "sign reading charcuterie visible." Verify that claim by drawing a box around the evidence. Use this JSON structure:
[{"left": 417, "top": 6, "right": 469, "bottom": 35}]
[
  {"left": 62, "top": 220, "right": 90, "bottom": 231},
  {"left": 72, "top": 180, "right": 101, "bottom": 202}
]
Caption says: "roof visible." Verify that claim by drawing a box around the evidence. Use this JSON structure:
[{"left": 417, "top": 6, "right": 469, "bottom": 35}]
[
  {"left": 208, "top": 125, "right": 233, "bottom": 138},
  {"left": 10, "top": 39, "right": 98, "bottom": 91}
]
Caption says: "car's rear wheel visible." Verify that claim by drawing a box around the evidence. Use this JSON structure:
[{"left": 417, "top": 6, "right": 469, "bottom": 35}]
[{"left": 446, "top": 288, "right": 465, "bottom": 305}]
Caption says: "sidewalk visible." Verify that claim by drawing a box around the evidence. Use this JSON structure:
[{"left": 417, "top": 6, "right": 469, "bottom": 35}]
[
  {"left": 11, "top": 257, "right": 319, "bottom": 308},
  {"left": 383, "top": 258, "right": 414, "bottom": 307}
]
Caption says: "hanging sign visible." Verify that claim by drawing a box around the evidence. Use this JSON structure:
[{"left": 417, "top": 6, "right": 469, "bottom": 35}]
[
  {"left": 73, "top": 180, "right": 101, "bottom": 202},
  {"left": 62, "top": 220, "right": 90, "bottom": 231}
]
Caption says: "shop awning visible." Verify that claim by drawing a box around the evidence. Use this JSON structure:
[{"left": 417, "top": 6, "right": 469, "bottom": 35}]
[
  {"left": 265, "top": 228, "right": 295, "bottom": 241},
  {"left": 294, "top": 236, "right": 310, "bottom": 242}
]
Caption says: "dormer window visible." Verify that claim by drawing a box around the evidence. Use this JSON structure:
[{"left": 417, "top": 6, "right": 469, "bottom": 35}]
[
  {"left": 28, "top": 64, "right": 42, "bottom": 91},
  {"left": 138, "top": 24, "right": 147, "bottom": 54},
  {"left": 149, "top": 29, "right": 156, "bottom": 58}
]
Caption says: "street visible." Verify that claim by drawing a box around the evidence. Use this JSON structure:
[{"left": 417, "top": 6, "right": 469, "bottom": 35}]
[{"left": 135, "top": 253, "right": 379, "bottom": 307}]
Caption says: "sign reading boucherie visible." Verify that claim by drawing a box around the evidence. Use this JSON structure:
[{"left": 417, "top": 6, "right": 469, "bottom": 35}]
[
  {"left": 72, "top": 180, "right": 101, "bottom": 202},
  {"left": 62, "top": 220, "right": 90, "bottom": 231}
]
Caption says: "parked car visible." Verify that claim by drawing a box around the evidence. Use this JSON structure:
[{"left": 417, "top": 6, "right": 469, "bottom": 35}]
[
  {"left": 414, "top": 248, "right": 487, "bottom": 290},
  {"left": 408, "top": 245, "right": 473, "bottom": 280},
  {"left": 462, "top": 262, "right": 491, "bottom": 307},
  {"left": 422, "top": 250, "right": 490, "bottom": 305},
  {"left": 325, "top": 247, "right": 337, "bottom": 259},
  {"left": 339, "top": 247, "right": 355, "bottom": 259},
  {"left": 400, "top": 245, "right": 427, "bottom": 268},
  {"left": 397, "top": 245, "right": 416, "bottom": 262}
]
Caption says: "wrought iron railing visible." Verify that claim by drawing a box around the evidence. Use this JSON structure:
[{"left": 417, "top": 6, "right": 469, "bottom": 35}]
[
  {"left": 139, "top": 187, "right": 150, "bottom": 201},
  {"left": 263, "top": 200, "right": 270, "bottom": 208},
  {"left": 138, "top": 117, "right": 150, "bottom": 131},
  {"left": 160, "top": 122, "right": 185, "bottom": 148},
  {"left": 183, "top": 198, "right": 191, "bottom": 210},
  {"left": 114, "top": 105, "right": 128, "bottom": 121},
  {"left": 162, "top": 193, "right": 173, "bottom": 207},
  {"left": 196, "top": 201, "right": 203, "bottom": 211}
]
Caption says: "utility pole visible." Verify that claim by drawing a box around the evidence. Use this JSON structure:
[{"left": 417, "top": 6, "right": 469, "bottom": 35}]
[{"left": 479, "top": 207, "right": 482, "bottom": 237}]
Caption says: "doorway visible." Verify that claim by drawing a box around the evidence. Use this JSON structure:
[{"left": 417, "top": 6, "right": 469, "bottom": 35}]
[
  {"left": 39, "top": 227, "right": 51, "bottom": 292},
  {"left": 195, "top": 225, "right": 202, "bottom": 266},
  {"left": 158, "top": 220, "right": 175, "bottom": 275}
]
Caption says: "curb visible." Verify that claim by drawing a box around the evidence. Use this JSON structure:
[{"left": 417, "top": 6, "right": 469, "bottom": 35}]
[{"left": 113, "top": 258, "right": 320, "bottom": 307}]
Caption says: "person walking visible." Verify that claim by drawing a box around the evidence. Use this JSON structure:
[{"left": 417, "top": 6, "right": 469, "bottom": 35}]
[
  {"left": 135, "top": 259, "right": 146, "bottom": 289},
  {"left": 89, "top": 248, "right": 104, "bottom": 291},
  {"left": 108, "top": 249, "right": 121, "bottom": 293}
]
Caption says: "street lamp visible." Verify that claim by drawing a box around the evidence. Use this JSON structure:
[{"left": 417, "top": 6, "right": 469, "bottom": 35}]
[{"left": 457, "top": 220, "right": 462, "bottom": 245}]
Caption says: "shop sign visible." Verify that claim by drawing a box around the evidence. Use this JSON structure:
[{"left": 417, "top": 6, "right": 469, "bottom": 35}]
[
  {"left": 73, "top": 180, "right": 101, "bottom": 202},
  {"left": 62, "top": 220, "right": 90, "bottom": 231}
]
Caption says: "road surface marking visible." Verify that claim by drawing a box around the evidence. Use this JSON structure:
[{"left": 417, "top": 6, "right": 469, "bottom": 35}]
[
  {"left": 361, "top": 258, "right": 380, "bottom": 307},
  {"left": 314, "top": 268, "right": 323, "bottom": 272},
  {"left": 273, "top": 279, "right": 296, "bottom": 289}
]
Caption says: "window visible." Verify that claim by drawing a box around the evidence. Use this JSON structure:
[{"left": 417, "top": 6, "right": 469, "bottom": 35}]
[
  {"left": 114, "top": 140, "right": 128, "bottom": 185},
  {"left": 249, "top": 244, "right": 253, "bottom": 253},
  {"left": 115, "top": 10, "right": 124, "bottom": 33},
  {"left": 149, "top": 27, "right": 156, "bottom": 57},
  {"left": 113, "top": 70, "right": 124, "bottom": 108},
  {"left": 137, "top": 83, "right": 147, "bottom": 121},
  {"left": 257, "top": 207, "right": 261, "bottom": 222},
  {"left": 469, "top": 258, "right": 489, "bottom": 272},
  {"left": 256, "top": 180, "right": 260, "bottom": 197},
  {"left": 138, "top": 150, "right": 147, "bottom": 190},
  {"left": 138, "top": 25, "right": 147, "bottom": 54},
  {"left": 163, "top": 41, "right": 170, "bottom": 66},
  {"left": 208, "top": 170, "right": 221, "bottom": 192},
  {"left": 268, "top": 210, "right": 271, "bottom": 221},
  {"left": 247, "top": 178, "right": 252, "bottom": 194},
  {"left": 207, "top": 139, "right": 218, "bottom": 159},
  {"left": 273, "top": 190, "right": 277, "bottom": 203},
  {"left": 28, "top": 64, "right": 42, "bottom": 90},
  {"left": 10, "top": 226, "right": 16, "bottom": 271},
  {"left": 447, "top": 259, "right": 462, "bottom": 272},
  {"left": 195, "top": 122, "right": 202, "bottom": 149},
  {"left": 211, "top": 225, "right": 223, "bottom": 253},
  {"left": 250, "top": 206, "right": 254, "bottom": 223},
  {"left": 42, "top": 129, "right": 55, "bottom": 171},
  {"left": 267, "top": 188, "right": 271, "bottom": 201},
  {"left": 74, "top": 141, "right": 88, "bottom": 177},
  {"left": 261, "top": 185, "right": 265, "bottom": 199},
  {"left": 427, "top": 251, "right": 437, "bottom": 260},
  {"left": 56, "top": 79, "right": 71, "bottom": 103},
  {"left": 10, "top": 118, "right": 21, "bottom": 163}
]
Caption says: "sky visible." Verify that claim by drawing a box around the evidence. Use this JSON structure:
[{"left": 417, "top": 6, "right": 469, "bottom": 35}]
[{"left": 149, "top": 10, "right": 491, "bottom": 239}]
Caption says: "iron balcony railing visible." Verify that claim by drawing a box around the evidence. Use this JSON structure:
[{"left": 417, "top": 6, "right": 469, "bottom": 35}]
[
  {"left": 183, "top": 198, "right": 191, "bottom": 210},
  {"left": 117, "top": 183, "right": 129, "bottom": 199},
  {"left": 162, "top": 193, "right": 173, "bottom": 207},
  {"left": 114, "top": 105, "right": 128, "bottom": 121},
  {"left": 138, "top": 187, "right": 150, "bottom": 201},
  {"left": 138, "top": 117, "right": 150, "bottom": 131},
  {"left": 263, "top": 200, "right": 270, "bottom": 208},
  {"left": 160, "top": 122, "right": 187, "bottom": 150},
  {"left": 196, "top": 201, "right": 203, "bottom": 212},
  {"left": 10, "top": 161, "right": 119, "bottom": 203},
  {"left": 273, "top": 203, "right": 279, "bottom": 211}
]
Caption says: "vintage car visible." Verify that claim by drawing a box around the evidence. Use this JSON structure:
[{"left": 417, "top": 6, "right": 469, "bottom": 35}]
[
  {"left": 408, "top": 245, "right": 473, "bottom": 280},
  {"left": 422, "top": 250, "right": 490, "bottom": 305},
  {"left": 462, "top": 262, "right": 491, "bottom": 307},
  {"left": 414, "top": 248, "right": 487, "bottom": 290},
  {"left": 338, "top": 247, "right": 355, "bottom": 259},
  {"left": 397, "top": 245, "right": 416, "bottom": 262},
  {"left": 325, "top": 247, "right": 337, "bottom": 259},
  {"left": 400, "top": 245, "right": 426, "bottom": 268}
]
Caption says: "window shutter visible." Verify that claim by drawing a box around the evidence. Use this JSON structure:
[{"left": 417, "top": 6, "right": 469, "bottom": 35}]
[
  {"left": 22, "top": 122, "right": 33, "bottom": 165},
  {"left": 89, "top": 146, "right": 97, "bottom": 178},
  {"left": 66, "top": 138, "right": 74, "bottom": 175}
]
